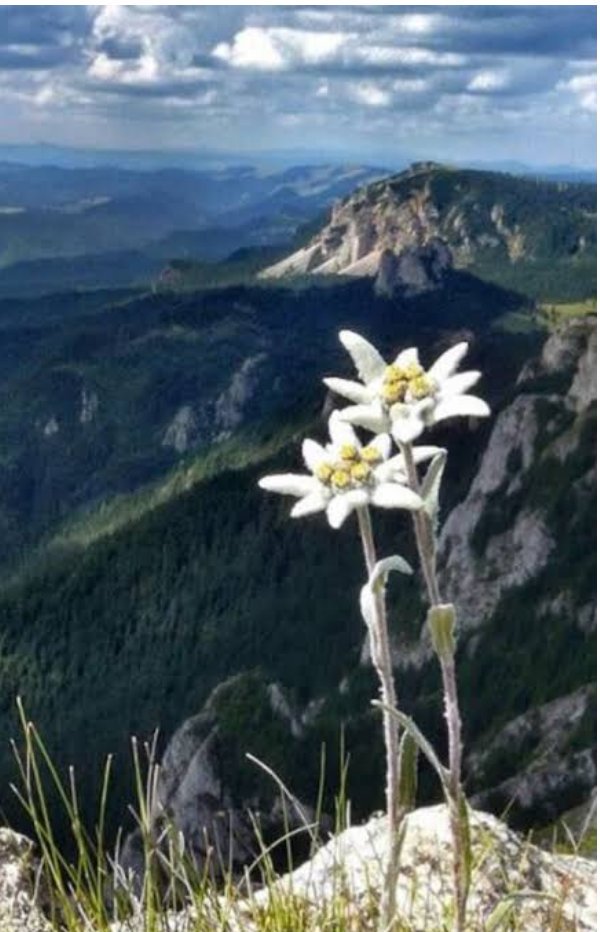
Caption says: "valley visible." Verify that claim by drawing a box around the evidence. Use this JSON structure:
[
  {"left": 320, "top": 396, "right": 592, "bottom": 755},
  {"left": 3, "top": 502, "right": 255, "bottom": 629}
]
[{"left": 0, "top": 159, "right": 595, "bottom": 869}]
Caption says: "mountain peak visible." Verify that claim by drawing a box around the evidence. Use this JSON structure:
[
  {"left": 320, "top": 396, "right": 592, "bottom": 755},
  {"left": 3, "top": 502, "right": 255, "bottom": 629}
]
[{"left": 259, "top": 165, "right": 596, "bottom": 297}]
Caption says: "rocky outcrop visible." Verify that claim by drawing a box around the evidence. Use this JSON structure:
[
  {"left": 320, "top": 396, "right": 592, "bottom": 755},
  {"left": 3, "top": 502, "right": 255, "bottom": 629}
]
[
  {"left": 468, "top": 686, "right": 596, "bottom": 823},
  {"left": 438, "top": 394, "right": 552, "bottom": 633},
  {"left": 162, "top": 405, "right": 200, "bottom": 454},
  {"left": 246, "top": 805, "right": 597, "bottom": 932},
  {"left": 438, "top": 318, "right": 596, "bottom": 634},
  {"left": 259, "top": 162, "right": 595, "bottom": 292},
  {"left": 112, "top": 805, "right": 597, "bottom": 931},
  {"left": 0, "top": 829, "right": 50, "bottom": 932},
  {"left": 260, "top": 169, "right": 454, "bottom": 295},
  {"left": 214, "top": 353, "right": 266, "bottom": 440},
  {"left": 120, "top": 673, "right": 315, "bottom": 890}
]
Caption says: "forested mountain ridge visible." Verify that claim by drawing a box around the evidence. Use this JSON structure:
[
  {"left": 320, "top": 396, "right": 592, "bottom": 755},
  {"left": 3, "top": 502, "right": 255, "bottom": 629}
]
[
  {"left": 0, "top": 270, "right": 524, "bottom": 570},
  {"left": 0, "top": 303, "right": 594, "bottom": 851},
  {"left": 261, "top": 162, "right": 596, "bottom": 301}
]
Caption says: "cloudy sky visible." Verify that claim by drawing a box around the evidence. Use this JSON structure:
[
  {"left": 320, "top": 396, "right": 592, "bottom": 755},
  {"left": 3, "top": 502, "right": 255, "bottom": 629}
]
[{"left": 0, "top": 4, "right": 596, "bottom": 168}]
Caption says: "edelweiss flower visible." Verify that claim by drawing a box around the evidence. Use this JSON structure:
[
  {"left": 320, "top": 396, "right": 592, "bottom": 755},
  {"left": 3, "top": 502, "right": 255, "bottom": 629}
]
[
  {"left": 324, "top": 331, "right": 490, "bottom": 444},
  {"left": 258, "top": 411, "right": 428, "bottom": 529}
]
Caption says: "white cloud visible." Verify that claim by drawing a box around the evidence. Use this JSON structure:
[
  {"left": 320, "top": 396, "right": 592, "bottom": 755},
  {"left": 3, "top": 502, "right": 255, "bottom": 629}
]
[
  {"left": 392, "top": 78, "right": 429, "bottom": 94},
  {"left": 213, "top": 27, "right": 348, "bottom": 71},
  {"left": 558, "top": 73, "right": 596, "bottom": 112},
  {"left": 350, "top": 82, "right": 392, "bottom": 108},
  {"left": 212, "top": 26, "right": 465, "bottom": 73},
  {"left": 468, "top": 70, "right": 510, "bottom": 93},
  {"left": 395, "top": 13, "right": 440, "bottom": 35}
]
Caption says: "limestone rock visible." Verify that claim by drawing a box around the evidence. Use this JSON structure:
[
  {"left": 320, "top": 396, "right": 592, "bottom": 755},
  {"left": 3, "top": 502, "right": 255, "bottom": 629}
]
[
  {"left": 468, "top": 686, "right": 596, "bottom": 823},
  {"left": 246, "top": 805, "right": 597, "bottom": 931},
  {"left": 80, "top": 388, "right": 99, "bottom": 425},
  {"left": 119, "top": 674, "right": 314, "bottom": 890},
  {"left": 260, "top": 168, "right": 454, "bottom": 295},
  {"left": 162, "top": 406, "right": 199, "bottom": 454},
  {"left": 214, "top": 353, "right": 266, "bottom": 440},
  {"left": 0, "top": 829, "right": 51, "bottom": 932}
]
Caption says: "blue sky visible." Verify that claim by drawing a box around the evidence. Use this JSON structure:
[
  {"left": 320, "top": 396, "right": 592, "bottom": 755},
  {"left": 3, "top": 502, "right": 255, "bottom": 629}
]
[{"left": 0, "top": 5, "right": 596, "bottom": 168}]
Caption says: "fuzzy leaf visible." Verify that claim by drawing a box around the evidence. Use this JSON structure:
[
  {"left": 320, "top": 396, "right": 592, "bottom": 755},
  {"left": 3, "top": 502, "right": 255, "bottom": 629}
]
[
  {"left": 374, "top": 702, "right": 451, "bottom": 793},
  {"left": 368, "top": 555, "right": 413, "bottom": 592},
  {"left": 457, "top": 787, "right": 472, "bottom": 903},
  {"left": 398, "top": 730, "right": 418, "bottom": 814},
  {"left": 360, "top": 555, "right": 413, "bottom": 632},
  {"left": 420, "top": 450, "right": 447, "bottom": 521}
]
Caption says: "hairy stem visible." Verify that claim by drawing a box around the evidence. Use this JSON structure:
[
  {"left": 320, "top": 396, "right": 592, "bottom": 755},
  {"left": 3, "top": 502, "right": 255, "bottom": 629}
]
[
  {"left": 357, "top": 506, "right": 401, "bottom": 932},
  {"left": 401, "top": 442, "right": 468, "bottom": 932}
]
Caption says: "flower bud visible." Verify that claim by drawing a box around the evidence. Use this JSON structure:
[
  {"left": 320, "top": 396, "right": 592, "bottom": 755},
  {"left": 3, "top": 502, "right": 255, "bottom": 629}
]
[{"left": 427, "top": 603, "right": 456, "bottom": 659}]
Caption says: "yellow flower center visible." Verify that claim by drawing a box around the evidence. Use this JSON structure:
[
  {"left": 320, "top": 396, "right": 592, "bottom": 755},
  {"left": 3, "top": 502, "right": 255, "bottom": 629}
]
[
  {"left": 404, "top": 361, "right": 425, "bottom": 380},
  {"left": 380, "top": 360, "right": 436, "bottom": 405},
  {"left": 383, "top": 363, "right": 405, "bottom": 384},
  {"left": 339, "top": 443, "right": 360, "bottom": 461},
  {"left": 381, "top": 381, "right": 408, "bottom": 404},
  {"left": 350, "top": 461, "right": 371, "bottom": 482},
  {"left": 409, "top": 374, "right": 436, "bottom": 400},
  {"left": 361, "top": 445, "right": 382, "bottom": 464},
  {"left": 331, "top": 469, "right": 352, "bottom": 490},
  {"left": 315, "top": 462, "right": 334, "bottom": 483},
  {"left": 316, "top": 447, "right": 379, "bottom": 490}
]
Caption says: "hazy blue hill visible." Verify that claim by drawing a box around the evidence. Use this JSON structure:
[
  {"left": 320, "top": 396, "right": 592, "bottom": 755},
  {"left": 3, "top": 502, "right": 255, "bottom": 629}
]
[{"left": 0, "top": 162, "right": 383, "bottom": 273}]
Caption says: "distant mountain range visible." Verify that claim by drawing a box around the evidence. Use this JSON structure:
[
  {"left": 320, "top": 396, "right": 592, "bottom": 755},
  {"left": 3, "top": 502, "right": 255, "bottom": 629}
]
[
  {"left": 0, "top": 142, "right": 594, "bottom": 179},
  {"left": 0, "top": 161, "right": 385, "bottom": 295}
]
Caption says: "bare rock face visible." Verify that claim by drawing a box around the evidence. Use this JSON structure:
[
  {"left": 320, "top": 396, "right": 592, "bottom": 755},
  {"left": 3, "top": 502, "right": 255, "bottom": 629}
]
[
  {"left": 0, "top": 829, "right": 51, "bottom": 932},
  {"left": 162, "top": 405, "right": 199, "bottom": 454},
  {"left": 214, "top": 353, "right": 266, "bottom": 440},
  {"left": 260, "top": 168, "right": 454, "bottom": 295},
  {"left": 468, "top": 686, "right": 596, "bottom": 824},
  {"left": 119, "top": 673, "right": 314, "bottom": 891},
  {"left": 236, "top": 805, "right": 596, "bottom": 931},
  {"left": 375, "top": 238, "right": 452, "bottom": 297}
]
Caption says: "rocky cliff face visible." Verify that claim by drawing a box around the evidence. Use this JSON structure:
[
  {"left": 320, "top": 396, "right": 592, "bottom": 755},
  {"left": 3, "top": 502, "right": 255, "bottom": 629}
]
[
  {"left": 120, "top": 672, "right": 318, "bottom": 889},
  {"left": 260, "top": 162, "right": 596, "bottom": 296},
  {"left": 260, "top": 165, "right": 455, "bottom": 295},
  {"left": 437, "top": 317, "right": 596, "bottom": 821}
]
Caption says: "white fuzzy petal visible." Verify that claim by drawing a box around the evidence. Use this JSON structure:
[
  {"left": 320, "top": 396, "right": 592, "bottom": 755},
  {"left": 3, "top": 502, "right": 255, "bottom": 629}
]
[
  {"left": 428, "top": 342, "right": 469, "bottom": 381},
  {"left": 339, "top": 330, "right": 387, "bottom": 383},
  {"left": 390, "top": 411, "right": 425, "bottom": 444},
  {"left": 328, "top": 410, "right": 359, "bottom": 447},
  {"left": 393, "top": 347, "right": 419, "bottom": 368},
  {"left": 339, "top": 402, "right": 389, "bottom": 434},
  {"left": 302, "top": 439, "right": 328, "bottom": 472},
  {"left": 326, "top": 491, "right": 366, "bottom": 529},
  {"left": 433, "top": 395, "right": 491, "bottom": 423},
  {"left": 412, "top": 445, "right": 446, "bottom": 464},
  {"left": 438, "top": 371, "right": 481, "bottom": 398},
  {"left": 259, "top": 474, "right": 318, "bottom": 497},
  {"left": 369, "top": 433, "right": 392, "bottom": 460},
  {"left": 374, "top": 454, "right": 408, "bottom": 481},
  {"left": 371, "top": 483, "right": 423, "bottom": 511},
  {"left": 323, "top": 377, "right": 372, "bottom": 404},
  {"left": 290, "top": 491, "right": 328, "bottom": 518},
  {"left": 375, "top": 446, "right": 444, "bottom": 482}
]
